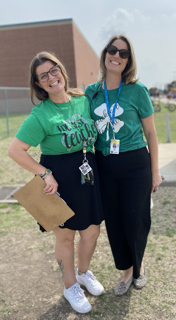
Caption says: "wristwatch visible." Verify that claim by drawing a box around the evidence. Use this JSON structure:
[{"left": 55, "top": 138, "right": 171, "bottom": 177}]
[{"left": 41, "top": 169, "right": 52, "bottom": 178}]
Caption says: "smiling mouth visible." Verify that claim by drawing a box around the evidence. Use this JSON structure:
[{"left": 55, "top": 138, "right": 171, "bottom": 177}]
[
  {"left": 49, "top": 81, "right": 59, "bottom": 87},
  {"left": 110, "top": 60, "right": 120, "bottom": 65}
]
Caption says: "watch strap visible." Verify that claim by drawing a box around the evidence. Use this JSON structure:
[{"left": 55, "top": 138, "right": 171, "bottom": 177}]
[{"left": 41, "top": 169, "right": 52, "bottom": 178}]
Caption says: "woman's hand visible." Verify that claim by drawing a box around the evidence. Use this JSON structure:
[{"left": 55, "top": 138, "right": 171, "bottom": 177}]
[
  {"left": 141, "top": 115, "right": 163, "bottom": 193},
  {"left": 43, "top": 174, "right": 58, "bottom": 195},
  {"left": 152, "top": 171, "right": 163, "bottom": 193}
]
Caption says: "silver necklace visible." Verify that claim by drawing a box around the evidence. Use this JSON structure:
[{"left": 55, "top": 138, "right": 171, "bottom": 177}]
[{"left": 52, "top": 96, "right": 76, "bottom": 120}]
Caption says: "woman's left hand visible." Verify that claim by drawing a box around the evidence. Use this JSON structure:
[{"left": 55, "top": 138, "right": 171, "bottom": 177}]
[{"left": 152, "top": 171, "right": 163, "bottom": 193}]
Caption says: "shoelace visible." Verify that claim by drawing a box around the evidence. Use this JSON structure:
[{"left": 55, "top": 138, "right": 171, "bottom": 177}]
[
  {"left": 86, "top": 271, "right": 96, "bottom": 282},
  {"left": 71, "top": 284, "right": 85, "bottom": 301}
]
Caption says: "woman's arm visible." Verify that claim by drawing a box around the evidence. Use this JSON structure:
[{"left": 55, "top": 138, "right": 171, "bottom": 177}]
[
  {"left": 141, "top": 114, "right": 162, "bottom": 192},
  {"left": 8, "top": 137, "right": 58, "bottom": 195}
]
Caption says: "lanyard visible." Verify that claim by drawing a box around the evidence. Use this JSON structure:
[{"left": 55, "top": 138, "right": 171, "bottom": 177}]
[{"left": 104, "top": 79, "right": 123, "bottom": 130}]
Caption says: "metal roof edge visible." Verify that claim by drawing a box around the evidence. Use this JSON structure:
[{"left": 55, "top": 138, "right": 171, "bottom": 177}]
[{"left": 0, "top": 18, "right": 73, "bottom": 29}]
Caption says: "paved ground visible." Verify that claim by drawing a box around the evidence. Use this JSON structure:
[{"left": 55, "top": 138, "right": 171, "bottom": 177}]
[
  {"left": 158, "top": 143, "right": 176, "bottom": 184},
  {"left": 152, "top": 96, "right": 176, "bottom": 105}
]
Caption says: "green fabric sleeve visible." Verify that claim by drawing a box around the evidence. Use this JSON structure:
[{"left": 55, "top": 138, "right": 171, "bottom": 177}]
[
  {"left": 85, "top": 85, "right": 93, "bottom": 104},
  {"left": 15, "top": 113, "right": 46, "bottom": 147},
  {"left": 138, "top": 86, "right": 154, "bottom": 119}
]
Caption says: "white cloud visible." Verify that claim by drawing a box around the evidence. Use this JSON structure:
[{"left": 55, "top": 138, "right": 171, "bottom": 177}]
[
  {"left": 132, "top": 9, "right": 151, "bottom": 22},
  {"left": 112, "top": 8, "right": 134, "bottom": 24},
  {"left": 99, "top": 8, "right": 151, "bottom": 40}
]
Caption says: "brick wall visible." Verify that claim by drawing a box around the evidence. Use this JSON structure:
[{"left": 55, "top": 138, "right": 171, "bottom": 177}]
[
  {"left": 72, "top": 22, "right": 100, "bottom": 90},
  {"left": 0, "top": 20, "right": 77, "bottom": 88},
  {"left": 0, "top": 19, "right": 99, "bottom": 114},
  {"left": 0, "top": 19, "right": 100, "bottom": 113}
]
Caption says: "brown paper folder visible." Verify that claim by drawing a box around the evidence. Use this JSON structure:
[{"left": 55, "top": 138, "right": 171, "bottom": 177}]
[{"left": 13, "top": 175, "right": 75, "bottom": 232}]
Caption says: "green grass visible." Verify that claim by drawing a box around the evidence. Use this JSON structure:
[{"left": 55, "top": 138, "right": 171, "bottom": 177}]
[
  {"left": 162, "top": 200, "right": 170, "bottom": 205},
  {"left": 0, "top": 113, "right": 29, "bottom": 140},
  {"left": 153, "top": 102, "right": 176, "bottom": 143},
  {"left": 0, "top": 204, "right": 36, "bottom": 233},
  {"left": 0, "top": 137, "right": 40, "bottom": 185},
  {"left": 0, "top": 204, "right": 8, "bottom": 209}
]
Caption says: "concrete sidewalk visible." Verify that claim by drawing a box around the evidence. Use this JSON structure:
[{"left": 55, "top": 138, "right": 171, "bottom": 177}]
[{"left": 158, "top": 143, "right": 176, "bottom": 185}]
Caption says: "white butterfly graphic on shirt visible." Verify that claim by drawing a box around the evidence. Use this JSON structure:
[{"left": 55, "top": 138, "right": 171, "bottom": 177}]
[{"left": 94, "top": 102, "right": 124, "bottom": 135}]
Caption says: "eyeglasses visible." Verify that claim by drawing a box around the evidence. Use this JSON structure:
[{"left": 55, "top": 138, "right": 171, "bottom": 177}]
[
  {"left": 106, "top": 44, "right": 131, "bottom": 59},
  {"left": 37, "top": 65, "right": 61, "bottom": 83}
]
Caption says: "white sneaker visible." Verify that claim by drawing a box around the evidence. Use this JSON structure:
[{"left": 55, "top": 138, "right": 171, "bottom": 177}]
[
  {"left": 64, "top": 282, "right": 91, "bottom": 313},
  {"left": 76, "top": 269, "right": 104, "bottom": 296}
]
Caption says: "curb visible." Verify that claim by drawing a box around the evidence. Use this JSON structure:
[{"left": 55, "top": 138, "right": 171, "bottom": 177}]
[{"left": 160, "top": 181, "right": 176, "bottom": 187}]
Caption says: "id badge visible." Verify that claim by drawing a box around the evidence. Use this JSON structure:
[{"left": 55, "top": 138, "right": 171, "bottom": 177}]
[
  {"left": 110, "top": 139, "right": 120, "bottom": 154},
  {"left": 79, "top": 162, "right": 92, "bottom": 176}
]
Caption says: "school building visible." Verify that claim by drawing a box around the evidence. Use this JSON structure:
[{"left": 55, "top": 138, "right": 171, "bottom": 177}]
[{"left": 0, "top": 19, "right": 99, "bottom": 113}]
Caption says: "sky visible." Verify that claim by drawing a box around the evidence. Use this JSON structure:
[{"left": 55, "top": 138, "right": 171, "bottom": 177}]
[{"left": 1, "top": 0, "right": 176, "bottom": 89}]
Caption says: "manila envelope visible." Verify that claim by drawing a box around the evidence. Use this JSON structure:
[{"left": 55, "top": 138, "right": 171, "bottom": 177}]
[{"left": 13, "top": 175, "right": 75, "bottom": 232}]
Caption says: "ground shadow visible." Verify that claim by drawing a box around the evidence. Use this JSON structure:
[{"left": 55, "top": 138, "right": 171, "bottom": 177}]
[{"left": 37, "top": 285, "right": 133, "bottom": 320}]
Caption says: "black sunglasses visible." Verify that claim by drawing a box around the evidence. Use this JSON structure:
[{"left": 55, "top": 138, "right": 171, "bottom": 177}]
[{"left": 106, "top": 44, "right": 131, "bottom": 59}]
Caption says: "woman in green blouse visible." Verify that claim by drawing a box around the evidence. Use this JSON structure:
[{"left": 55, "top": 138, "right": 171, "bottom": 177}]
[
  {"left": 8, "top": 52, "right": 104, "bottom": 313},
  {"left": 86, "top": 35, "right": 162, "bottom": 295}
]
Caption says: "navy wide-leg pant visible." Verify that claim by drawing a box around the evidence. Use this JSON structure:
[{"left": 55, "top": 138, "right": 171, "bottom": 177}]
[{"left": 95, "top": 147, "right": 152, "bottom": 279}]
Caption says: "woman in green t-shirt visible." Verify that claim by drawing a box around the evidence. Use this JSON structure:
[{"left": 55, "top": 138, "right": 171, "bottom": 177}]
[
  {"left": 85, "top": 35, "right": 163, "bottom": 296},
  {"left": 8, "top": 52, "right": 104, "bottom": 313}
]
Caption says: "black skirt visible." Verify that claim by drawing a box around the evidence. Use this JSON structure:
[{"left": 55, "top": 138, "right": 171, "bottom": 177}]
[{"left": 38, "top": 150, "right": 104, "bottom": 232}]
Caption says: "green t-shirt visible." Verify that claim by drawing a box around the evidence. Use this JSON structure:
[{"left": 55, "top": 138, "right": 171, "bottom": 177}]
[
  {"left": 16, "top": 96, "right": 97, "bottom": 155},
  {"left": 85, "top": 81, "right": 154, "bottom": 156}
]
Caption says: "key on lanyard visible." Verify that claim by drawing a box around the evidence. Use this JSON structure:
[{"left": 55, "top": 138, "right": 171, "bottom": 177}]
[{"left": 79, "top": 141, "right": 94, "bottom": 185}]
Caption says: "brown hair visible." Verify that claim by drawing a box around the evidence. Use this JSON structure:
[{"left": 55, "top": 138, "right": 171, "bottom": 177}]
[
  {"left": 30, "top": 52, "right": 84, "bottom": 105},
  {"left": 99, "top": 35, "right": 138, "bottom": 84}
]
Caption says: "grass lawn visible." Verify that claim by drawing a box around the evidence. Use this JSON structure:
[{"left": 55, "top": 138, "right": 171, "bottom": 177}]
[
  {"left": 0, "top": 113, "right": 29, "bottom": 140},
  {"left": 153, "top": 103, "right": 176, "bottom": 143},
  {"left": 0, "top": 138, "right": 40, "bottom": 185}
]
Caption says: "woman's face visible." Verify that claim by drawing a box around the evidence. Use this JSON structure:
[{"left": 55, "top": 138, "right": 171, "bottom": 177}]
[
  {"left": 35, "top": 60, "right": 65, "bottom": 97},
  {"left": 105, "top": 39, "right": 129, "bottom": 76}
]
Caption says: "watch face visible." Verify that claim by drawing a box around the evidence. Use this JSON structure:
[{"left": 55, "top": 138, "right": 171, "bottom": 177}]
[{"left": 46, "top": 169, "right": 51, "bottom": 174}]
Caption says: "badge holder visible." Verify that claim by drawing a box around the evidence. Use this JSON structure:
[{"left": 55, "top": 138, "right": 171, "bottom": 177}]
[
  {"left": 110, "top": 128, "right": 120, "bottom": 155},
  {"left": 79, "top": 142, "right": 94, "bottom": 185},
  {"left": 110, "top": 139, "right": 120, "bottom": 154}
]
